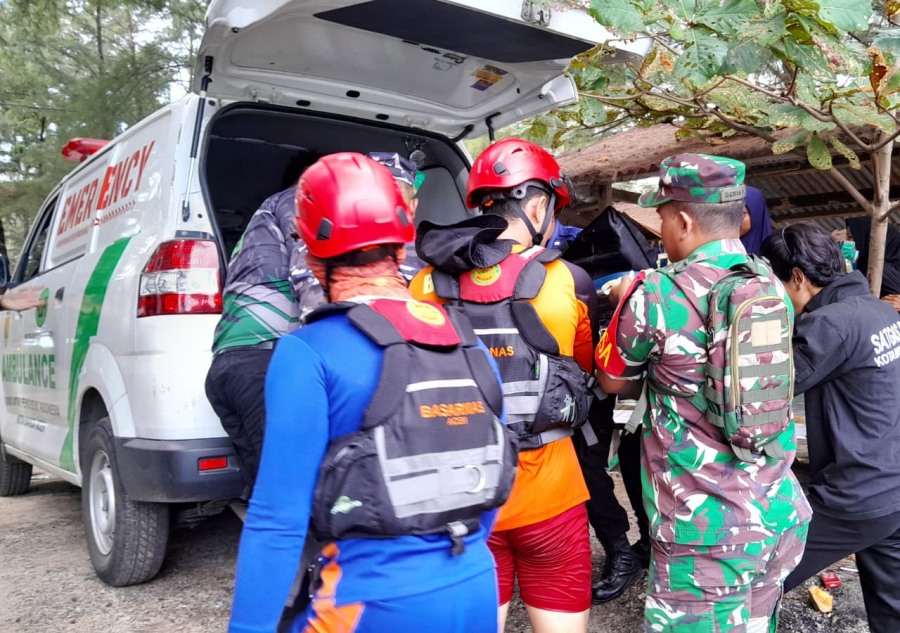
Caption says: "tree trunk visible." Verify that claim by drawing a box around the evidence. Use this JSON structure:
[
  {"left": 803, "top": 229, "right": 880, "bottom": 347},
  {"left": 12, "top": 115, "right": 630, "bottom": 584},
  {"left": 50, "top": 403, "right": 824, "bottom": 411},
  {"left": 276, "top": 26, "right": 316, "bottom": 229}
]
[
  {"left": 94, "top": 2, "right": 104, "bottom": 65},
  {"left": 867, "top": 136, "right": 894, "bottom": 297}
]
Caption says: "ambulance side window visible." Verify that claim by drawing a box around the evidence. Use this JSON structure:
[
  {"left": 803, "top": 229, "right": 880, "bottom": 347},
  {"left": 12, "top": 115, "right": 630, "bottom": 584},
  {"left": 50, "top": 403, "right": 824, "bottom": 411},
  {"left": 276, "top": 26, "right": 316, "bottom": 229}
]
[{"left": 18, "top": 197, "right": 58, "bottom": 282}]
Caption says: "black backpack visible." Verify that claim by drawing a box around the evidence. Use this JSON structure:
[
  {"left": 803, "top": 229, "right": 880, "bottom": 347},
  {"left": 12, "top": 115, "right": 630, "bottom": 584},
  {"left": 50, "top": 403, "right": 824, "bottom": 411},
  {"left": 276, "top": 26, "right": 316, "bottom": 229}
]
[
  {"left": 432, "top": 247, "right": 594, "bottom": 450},
  {"left": 308, "top": 299, "right": 518, "bottom": 555}
]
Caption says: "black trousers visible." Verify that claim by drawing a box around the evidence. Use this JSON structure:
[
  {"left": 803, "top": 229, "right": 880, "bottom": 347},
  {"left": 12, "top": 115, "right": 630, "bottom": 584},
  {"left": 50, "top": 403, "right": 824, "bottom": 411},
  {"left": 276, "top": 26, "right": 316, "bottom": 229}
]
[
  {"left": 205, "top": 348, "right": 274, "bottom": 488},
  {"left": 618, "top": 426, "right": 649, "bottom": 544},
  {"left": 573, "top": 396, "right": 648, "bottom": 544},
  {"left": 784, "top": 507, "right": 900, "bottom": 633}
]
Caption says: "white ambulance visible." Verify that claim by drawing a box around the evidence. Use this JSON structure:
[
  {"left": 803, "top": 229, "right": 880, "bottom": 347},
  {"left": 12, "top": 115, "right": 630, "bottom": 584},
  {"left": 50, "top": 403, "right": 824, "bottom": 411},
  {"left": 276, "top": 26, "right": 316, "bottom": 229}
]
[{"left": 0, "top": 0, "right": 647, "bottom": 586}]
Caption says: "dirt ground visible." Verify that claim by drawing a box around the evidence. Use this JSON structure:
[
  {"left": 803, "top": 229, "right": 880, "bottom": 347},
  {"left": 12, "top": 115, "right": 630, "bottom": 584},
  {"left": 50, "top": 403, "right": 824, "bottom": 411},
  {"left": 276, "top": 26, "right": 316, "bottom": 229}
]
[{"left": 0, "top": 467, "right": 871, "bottom": 633}]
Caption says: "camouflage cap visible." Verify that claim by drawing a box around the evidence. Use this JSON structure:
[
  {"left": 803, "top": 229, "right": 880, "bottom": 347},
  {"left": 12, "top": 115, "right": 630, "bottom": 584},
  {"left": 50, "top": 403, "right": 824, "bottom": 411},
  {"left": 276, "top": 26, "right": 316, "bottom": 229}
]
[
  {"left": 367, "top": 151, "right": 426, "bottom": 192},
  {"left": 637, "top": 153, "right": 746, "bottom": 208}
]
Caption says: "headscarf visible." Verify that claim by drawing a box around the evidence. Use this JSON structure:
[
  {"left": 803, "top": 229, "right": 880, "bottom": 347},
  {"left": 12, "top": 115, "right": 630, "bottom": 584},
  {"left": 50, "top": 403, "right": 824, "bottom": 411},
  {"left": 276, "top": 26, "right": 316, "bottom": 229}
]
[
  {"left": 740, "top": 186, "right": 772, "bottom": 255},
  {"left": 306, "top": 248, "right": 411, "bottom": 303},
  {"left": 846, "top": 216, "right": 900, "bottom": 296}
]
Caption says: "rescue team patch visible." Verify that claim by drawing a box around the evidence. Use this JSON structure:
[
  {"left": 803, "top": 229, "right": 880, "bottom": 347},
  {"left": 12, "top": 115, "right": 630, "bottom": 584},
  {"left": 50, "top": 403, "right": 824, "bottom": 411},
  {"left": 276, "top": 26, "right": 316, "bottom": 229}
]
[
  {"left": 407, "top": 300, "right": 446, "bottom": 326},
  {"left": 471, "top": 265, "right": 501, "bottom": 286},
  {"left": 595, "top": 271, "right": 647, "bottom": 377},
  {"left": 419, "top": 399, "right": 486, "bottom": 426}
]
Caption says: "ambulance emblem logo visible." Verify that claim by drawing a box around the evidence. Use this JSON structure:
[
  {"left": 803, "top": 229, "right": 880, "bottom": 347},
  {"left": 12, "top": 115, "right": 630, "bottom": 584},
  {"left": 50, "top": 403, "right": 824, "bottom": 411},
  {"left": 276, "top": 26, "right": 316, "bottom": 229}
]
[
  {"left": 471, "top": 265, "right": 501, "bottom": 286},
  {"left": 35, "top": 288, "right": 50, "bottom": 327}
]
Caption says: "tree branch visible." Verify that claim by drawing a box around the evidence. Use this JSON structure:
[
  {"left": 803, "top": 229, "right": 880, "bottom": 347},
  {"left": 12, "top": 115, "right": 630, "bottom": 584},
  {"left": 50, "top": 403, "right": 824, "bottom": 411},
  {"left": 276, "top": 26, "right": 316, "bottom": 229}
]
[
  {"left": 871, "top": 124, "right": 900, "bottom": 151},
  {"left": 723, "top": 73, "right": 835, "bottom": 124},
  {"left": 825, "top": 164, "right": 873, "bottom": 213},
  {"left": 783, "top": 64, "right": 799, "bottom": 98},
  {"left": 826, "top": 102, "right": 873, "bottom": 149}
]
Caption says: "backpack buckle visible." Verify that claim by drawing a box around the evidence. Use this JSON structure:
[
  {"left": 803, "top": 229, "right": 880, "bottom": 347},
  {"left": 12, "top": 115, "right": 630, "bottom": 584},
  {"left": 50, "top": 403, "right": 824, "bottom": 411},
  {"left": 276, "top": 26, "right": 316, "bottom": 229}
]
[{"left": 447, "top": 521, "right": 469, "bottom": 556}]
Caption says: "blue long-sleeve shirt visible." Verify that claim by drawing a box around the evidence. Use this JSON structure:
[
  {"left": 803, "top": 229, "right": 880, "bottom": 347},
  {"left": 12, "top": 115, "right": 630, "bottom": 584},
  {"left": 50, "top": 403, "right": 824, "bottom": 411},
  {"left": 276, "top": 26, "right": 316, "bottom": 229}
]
[{"left": 228, "top": 307, "right": 502, "bottom": 633}]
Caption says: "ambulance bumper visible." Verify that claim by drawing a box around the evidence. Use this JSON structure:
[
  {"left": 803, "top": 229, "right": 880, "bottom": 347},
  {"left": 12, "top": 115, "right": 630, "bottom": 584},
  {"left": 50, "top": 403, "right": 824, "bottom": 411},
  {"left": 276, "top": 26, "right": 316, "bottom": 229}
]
[{"left": 114, "top": 437, "right": 245, "bottom": 502}]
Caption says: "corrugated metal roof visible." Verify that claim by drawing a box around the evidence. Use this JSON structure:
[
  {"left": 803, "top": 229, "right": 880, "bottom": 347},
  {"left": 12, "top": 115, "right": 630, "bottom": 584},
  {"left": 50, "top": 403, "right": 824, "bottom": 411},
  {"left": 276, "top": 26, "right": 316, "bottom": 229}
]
[{"left": 557, "top": 123, "right": 900, "bottom": 231}]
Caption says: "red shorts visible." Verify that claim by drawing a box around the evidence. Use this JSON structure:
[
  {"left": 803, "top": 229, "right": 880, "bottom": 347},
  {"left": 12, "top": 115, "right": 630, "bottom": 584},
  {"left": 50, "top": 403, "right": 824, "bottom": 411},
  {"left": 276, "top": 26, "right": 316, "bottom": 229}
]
[{"left": 488, "top": 503, "right": 592, "bottom": 613}]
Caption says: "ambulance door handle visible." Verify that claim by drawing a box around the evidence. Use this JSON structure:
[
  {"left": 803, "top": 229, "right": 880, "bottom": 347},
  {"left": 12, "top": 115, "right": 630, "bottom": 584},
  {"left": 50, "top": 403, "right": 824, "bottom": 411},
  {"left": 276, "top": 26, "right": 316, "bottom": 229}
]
[{"left": 55, "top": 287, "right": 64, "bottom": 302}]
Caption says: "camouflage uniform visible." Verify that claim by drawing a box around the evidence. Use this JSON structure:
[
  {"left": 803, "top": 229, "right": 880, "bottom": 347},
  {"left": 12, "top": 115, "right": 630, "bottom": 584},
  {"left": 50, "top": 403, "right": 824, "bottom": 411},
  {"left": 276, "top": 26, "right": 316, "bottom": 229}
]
[
  {"left": 597, "top": 154, "right": 811, "bottom": 632},
  {"left": 212, "top": 187, "right": 322, "bottom": 352},
  {"left": 206, "top": 187, "right": 324, "bottom": 486}
]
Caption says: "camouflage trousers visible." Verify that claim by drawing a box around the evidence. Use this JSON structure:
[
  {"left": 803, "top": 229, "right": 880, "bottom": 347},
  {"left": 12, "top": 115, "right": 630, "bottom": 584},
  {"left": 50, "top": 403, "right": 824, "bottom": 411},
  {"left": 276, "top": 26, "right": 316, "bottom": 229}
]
[{"left": 644, "top": 520, "right": 809, "bottom": 633}]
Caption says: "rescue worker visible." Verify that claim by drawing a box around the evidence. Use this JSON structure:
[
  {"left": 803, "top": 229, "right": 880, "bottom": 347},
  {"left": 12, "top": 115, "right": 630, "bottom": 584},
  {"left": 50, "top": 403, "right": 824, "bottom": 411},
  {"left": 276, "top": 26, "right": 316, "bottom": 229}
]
[
  {"left": 596, "top": 154, "right": 811, "bottom": 632},
  {"left": 205, "top": 166, "right": 323, "bottom": 489},
  {"left": 229, "top": 152, "right": 515, "bottom": 633},
  {"left": 411, "top": 138, "right": 595, "bottom": 633},
  {"left": 762, "top": 224, "right": 900, "bottom": 633},
  {"left": 366, "top": 151, "right": 427, "bottom": 283},
  {"left": 206, "top": 152, "right": 424, "bottom": 490}
]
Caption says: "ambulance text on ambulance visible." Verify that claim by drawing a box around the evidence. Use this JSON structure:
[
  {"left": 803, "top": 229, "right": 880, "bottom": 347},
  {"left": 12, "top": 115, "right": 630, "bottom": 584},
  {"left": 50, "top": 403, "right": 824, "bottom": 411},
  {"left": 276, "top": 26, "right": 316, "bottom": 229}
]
[
  {"left": 2, "top": 353, "right": 56, "bottom": 389},
  {"left": 56, "top": 140, "right": 155, "bottom": 237}
]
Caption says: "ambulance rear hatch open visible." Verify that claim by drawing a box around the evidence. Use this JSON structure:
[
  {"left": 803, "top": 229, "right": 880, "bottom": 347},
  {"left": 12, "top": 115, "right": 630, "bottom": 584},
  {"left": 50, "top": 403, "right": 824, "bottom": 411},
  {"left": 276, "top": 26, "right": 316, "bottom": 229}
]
[{"left": 194, "top": 0, "right": 650, "bottom": 139}]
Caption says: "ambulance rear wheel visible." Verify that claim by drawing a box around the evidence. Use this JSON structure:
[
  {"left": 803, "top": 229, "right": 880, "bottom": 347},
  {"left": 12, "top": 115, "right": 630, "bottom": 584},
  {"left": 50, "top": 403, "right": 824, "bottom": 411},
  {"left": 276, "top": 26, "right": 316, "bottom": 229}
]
[
  {"left": 0, "top": 450, "right": 32, "bottom": 496},
  {"left": 82, "top": 417, "right": 170, "bottom": 586}
]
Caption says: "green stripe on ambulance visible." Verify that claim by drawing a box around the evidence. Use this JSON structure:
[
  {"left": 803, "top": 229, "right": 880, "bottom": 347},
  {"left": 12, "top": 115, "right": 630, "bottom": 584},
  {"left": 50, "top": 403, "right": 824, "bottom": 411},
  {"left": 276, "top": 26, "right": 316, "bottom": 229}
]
[{"left": 59, "top": 237, "right": 132, "bottom": 470}]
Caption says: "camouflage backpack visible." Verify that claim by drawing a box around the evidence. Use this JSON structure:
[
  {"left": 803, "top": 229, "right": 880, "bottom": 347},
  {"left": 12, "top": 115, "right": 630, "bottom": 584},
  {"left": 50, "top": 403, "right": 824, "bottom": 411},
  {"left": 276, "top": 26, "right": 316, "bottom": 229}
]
[{"left": 628, "top": 255, "right": 794, "bottom": 462}]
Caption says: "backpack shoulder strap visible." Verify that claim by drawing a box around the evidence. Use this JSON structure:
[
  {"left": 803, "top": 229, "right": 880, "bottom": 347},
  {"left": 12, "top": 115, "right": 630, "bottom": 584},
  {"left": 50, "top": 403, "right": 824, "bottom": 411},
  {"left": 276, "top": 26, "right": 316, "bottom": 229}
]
[
  {"left": 462, "top": 346, "right": 504, "bottom": 416},
  {"left": 509, "top": 248, "right": 561, "bottom": 354},
  {"left": 431, "top": 268, "right": 460, "bottom": 302},
  {"left": 349, "top": 300, "right": 462, "bottom": 348},
  {"left": 304, "top": 301, "right": 355, "bottom": 325}
]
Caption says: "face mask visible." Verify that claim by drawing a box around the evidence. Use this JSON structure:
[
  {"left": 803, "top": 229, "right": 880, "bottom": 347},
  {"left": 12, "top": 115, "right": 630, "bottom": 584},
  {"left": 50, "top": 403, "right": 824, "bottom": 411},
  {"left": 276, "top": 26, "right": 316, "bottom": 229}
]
[
  {"left": 839, "top": 241, "right": 858, "bottom": 272},
  {"left": 840, "top": 241, "right": 858, "bottom": 264}
]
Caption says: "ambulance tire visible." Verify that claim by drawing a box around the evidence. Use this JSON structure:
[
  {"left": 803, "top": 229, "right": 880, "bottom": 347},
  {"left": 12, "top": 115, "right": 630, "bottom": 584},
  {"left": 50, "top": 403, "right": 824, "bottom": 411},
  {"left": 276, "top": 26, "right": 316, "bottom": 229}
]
[
  {"left": 81, "top": 417, "right": 170, "bottom": 586},
  {"left": 0, "top": 450, "right": 32, "bottom": 496}
]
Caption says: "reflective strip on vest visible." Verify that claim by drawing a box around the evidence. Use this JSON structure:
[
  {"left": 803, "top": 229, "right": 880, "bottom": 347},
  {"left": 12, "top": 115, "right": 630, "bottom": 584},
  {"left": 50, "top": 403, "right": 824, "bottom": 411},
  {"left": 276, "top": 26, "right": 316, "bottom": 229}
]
[
  {"left": 406, "top": 378, "right": 479, "bottom": 393},
  {"left": 473, "top": 328, "right": 520, "bottom": 335},
  {"left": 374, "top": 420, "right": 506, "bottom": 519},
  {"left": 498, "top": 354, "right": 548, "bottom": 422}
]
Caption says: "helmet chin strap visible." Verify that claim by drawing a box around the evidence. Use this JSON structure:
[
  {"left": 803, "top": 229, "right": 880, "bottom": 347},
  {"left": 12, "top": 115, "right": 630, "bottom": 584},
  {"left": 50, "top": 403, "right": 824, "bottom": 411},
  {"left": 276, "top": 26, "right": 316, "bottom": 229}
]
[
  {"left": 479, "top": 183, "right": 557, "bottom": 247},
  {"left": 508, "top": 193, "right": 556, "bottom": 247}
]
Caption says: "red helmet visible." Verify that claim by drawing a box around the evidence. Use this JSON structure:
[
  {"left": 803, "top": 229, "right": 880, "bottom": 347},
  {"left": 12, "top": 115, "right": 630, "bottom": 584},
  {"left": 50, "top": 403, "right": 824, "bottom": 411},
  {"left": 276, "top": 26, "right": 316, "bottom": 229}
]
[
  {"left": 466, "top": 138, "right": 571, "bottom": 211},
  {"left": 296, "top": 153, "right": 414, "bottom": 260}
]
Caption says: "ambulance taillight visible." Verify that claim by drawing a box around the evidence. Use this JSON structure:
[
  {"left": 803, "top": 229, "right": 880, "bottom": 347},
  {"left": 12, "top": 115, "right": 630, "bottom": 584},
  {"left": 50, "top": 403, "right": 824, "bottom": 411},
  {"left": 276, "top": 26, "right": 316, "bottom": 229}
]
[{"left": 137, "top": 239, "right": 222, "bottom": 317}]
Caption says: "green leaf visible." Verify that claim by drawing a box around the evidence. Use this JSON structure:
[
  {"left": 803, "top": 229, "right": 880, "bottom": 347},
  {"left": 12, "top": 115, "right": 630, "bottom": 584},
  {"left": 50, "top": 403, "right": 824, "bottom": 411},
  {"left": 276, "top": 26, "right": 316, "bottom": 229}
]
[
  {"left": 772, "top": 130, "right": 810, "bottom": 154},
  {"left": 722, "top": 39, "right": 772, "bottom": 75},
  {"left": 675, "top": 29, "right": 729, "bottom": 85},
  {"left": 829, "top": 136, "right": 861, "bottom": 169},
  {"left": 694, "top": 0, "right": 760, "bottom": 34},
  {"left": 780, "top": 36, "right": 832, "bottom": 75},
  {"left": 671, "top": 0, "right": 698, "bottom": 21},
  {"left": 753, "top": 11, "right": 790, "bottom": 46},
  {"left": 833, "top": 102, "right": 899, "bottom": 133},
  {"left": 764, "top": 105, "right": 837, "bottom": 132},
  {"left": 873, "top": 29, "right": 900, "bottom": 57},
  {"left": 885, "top": 70, "right": 900, "bottom": 97},
  {"left": 589, "top": 0, "right": 645, "bottom": 35},
  {"left": 669, "top": 22, "right": 687, "bottom": 41},
  {"left": 807, "top": 133, "right": 833, "bottom": 169},
  {"left": 529, "top": 119, "right": 548, "bottom": 140},
  {"left": 580, "top": 98, "right": 615, "bottom": 126},
  {"left": 817, "top": 0, "right": 872, "bottom": 32},
  {"left": 636, "top": 94, "right": 685, "bottom": 112}
]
